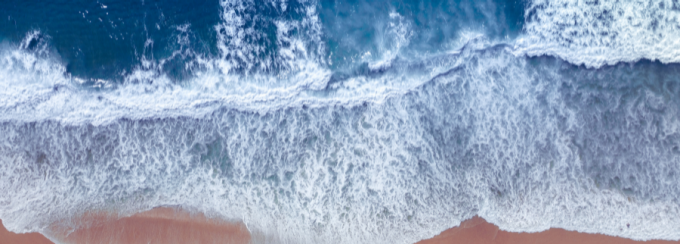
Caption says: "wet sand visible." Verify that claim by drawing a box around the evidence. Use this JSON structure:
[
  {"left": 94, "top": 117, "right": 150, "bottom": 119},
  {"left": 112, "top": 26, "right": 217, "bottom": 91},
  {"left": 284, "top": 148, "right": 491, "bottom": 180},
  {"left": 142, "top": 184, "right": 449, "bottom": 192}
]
[
  {"left": 0, "top": 207, "right": 250, "bottom": 244},
  {"left": 50, "top": 208, "right": 250, "bottom": 244},
  {"left": 2, "top": 213, "right": 679, "bottom": 244},
  {"left": 0, "top": 219, "right": 53, "bottom": 244},
  {"left": 417, "top": 216, "right": 679, "bottom": 244}
]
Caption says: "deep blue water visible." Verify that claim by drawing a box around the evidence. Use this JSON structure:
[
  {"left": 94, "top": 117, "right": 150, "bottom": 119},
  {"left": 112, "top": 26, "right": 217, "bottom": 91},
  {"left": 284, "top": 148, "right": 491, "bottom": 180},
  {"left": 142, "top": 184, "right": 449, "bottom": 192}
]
[
  {"left": 1, "top": 0, "right": 524, "bottom": 80},
  {"left": 1, "top": 0, "right": 219, "bottom": 79},
  {"left": 3, "top": 0, "right": 680, "bottom": 243}
]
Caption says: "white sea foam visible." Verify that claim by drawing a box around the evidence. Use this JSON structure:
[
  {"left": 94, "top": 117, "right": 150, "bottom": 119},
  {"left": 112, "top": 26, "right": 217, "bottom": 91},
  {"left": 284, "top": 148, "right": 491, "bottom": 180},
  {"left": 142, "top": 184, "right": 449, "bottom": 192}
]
[
  {"left": 4, "top": 42, "right": 680, "bottom": 243},
  {"left": 366, "top": 12, "right": 413, "bottom": 71},
  {"left": 0, "top": 25, "right": 468, "bottom": 125},
  {"left": 214, "top": 0, "right": 326, "bottom": 76},
  {"left": 516, "top": 0, "right": 680, "bottom": 67}
]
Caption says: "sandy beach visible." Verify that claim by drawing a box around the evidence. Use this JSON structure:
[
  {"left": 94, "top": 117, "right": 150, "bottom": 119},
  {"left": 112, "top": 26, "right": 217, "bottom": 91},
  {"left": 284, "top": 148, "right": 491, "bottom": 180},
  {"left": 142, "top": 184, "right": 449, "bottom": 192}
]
[
  {"left": 416, "top": 216, "right": 679, "bottom": 244},
  {"left": 0, "top": 208, "right": 250, "bottom": 244},
  {"left": 0, "top": 219, "right": 53, "bottom": 244},
  {"left": 1, "top": 212, "right": 678, "bottom": 244}
]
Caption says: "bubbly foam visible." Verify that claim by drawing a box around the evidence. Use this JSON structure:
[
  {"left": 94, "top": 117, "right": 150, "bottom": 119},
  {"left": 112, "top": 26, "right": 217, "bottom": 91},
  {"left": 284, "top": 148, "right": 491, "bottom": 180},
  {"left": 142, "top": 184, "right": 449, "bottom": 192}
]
[
  {"left": 517, "top": 0, "right": 680, "bottom": 67},
  {"left": 0, "top": 26, "right": 478, "bottom": 125},
  {"left": 4, "top": 45, "right": 680, "bottom": 243},
  {"left": 214, "top": 0, "right": 326, "bottom": 76}
]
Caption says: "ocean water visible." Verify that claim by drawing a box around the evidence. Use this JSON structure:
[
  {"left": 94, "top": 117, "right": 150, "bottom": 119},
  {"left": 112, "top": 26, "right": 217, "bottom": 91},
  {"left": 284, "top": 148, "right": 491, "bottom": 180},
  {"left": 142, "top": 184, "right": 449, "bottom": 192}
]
[{"left": 2, "top": 0, "right": 680, "bottom": 243}]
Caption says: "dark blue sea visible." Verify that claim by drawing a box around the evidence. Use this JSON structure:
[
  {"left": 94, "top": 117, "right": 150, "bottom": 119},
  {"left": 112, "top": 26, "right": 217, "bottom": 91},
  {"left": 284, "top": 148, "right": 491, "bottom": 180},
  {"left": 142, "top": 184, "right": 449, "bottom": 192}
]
[{"left": 2, "top": 0, "right": 680, "bottom": 243}]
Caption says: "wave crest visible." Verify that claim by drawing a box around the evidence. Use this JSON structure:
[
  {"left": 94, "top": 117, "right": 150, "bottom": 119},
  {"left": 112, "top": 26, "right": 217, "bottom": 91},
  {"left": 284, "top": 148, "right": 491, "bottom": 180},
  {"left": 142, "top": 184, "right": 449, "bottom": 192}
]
[{"left": 517, "top": 0, "right": 680, "bottom": 67}]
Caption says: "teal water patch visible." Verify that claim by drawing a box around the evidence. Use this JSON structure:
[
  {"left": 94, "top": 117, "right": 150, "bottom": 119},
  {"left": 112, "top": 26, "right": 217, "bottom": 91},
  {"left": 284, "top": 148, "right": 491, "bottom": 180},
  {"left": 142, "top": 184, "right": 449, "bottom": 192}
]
[{"left": 319, "top": 0, "right": 526, "bottom": 70}]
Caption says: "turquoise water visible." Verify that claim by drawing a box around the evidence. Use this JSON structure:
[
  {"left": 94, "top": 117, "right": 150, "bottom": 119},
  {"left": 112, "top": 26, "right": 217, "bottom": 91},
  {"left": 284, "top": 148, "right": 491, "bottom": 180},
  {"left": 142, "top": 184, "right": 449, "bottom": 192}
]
[{"left": 3, "top": 0, "right": 680, "bottom": 243}]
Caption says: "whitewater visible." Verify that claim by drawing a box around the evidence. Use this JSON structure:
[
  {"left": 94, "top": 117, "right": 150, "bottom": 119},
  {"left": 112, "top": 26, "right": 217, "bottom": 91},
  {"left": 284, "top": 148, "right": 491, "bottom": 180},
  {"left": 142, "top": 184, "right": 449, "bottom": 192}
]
[{"left": 2, "top": 0, "right": 680, "bottom": 243}]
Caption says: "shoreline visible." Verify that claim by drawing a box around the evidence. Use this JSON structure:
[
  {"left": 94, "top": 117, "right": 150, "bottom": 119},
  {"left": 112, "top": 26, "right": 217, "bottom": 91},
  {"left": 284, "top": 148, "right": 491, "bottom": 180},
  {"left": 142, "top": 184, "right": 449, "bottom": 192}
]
[
  {"left": 0, "top": 207, "right": 250, "bottom": 244},
  {"left": 0, "top": 219, "right": 53, "bottom": 244},
  {"left": 416, "top": 216, "right": 679, "bottom": 244},
  {"left": 1, "top": 211, "right": 678, "bottom": 244}
]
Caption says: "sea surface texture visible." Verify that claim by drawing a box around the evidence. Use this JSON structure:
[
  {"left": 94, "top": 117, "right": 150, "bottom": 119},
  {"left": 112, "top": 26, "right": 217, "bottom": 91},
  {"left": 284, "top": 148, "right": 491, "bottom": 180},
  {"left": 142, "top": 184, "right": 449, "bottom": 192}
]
[{"left": 2, "top": 0, "right": 680, "bottom": 243}]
